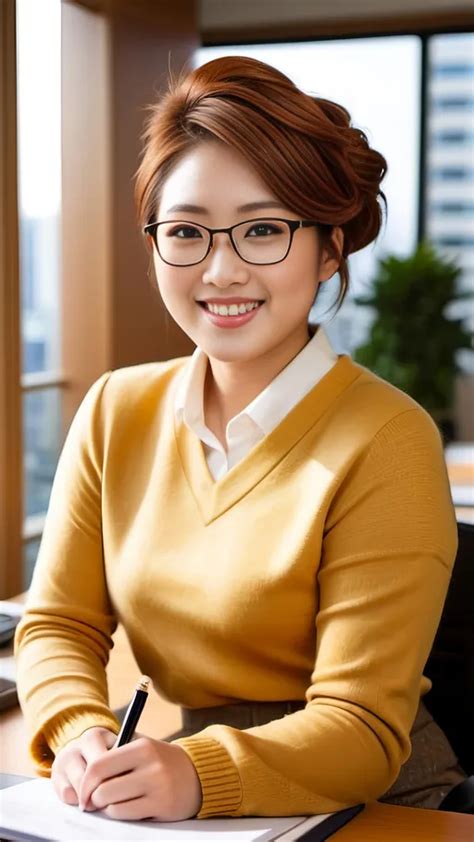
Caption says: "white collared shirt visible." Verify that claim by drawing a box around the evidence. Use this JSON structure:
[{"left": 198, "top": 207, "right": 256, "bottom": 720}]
[{"left": 174, "top": 325, "right": 338, "bottom": 481}]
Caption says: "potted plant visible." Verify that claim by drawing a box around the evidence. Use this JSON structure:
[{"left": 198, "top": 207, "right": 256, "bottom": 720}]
[{"left": 353, "top": 241, "right": 473, "bottom": 444}]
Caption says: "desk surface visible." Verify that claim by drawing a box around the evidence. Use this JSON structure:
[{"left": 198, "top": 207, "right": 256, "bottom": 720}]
[{"left": 334, "top": 800, "right": 474, "bottom": 841}]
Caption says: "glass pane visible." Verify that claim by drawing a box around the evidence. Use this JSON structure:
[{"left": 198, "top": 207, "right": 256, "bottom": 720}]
[
  {"left": 426, "top": 33, "right": 474, "bottom": 374},
  {"left": 23, "top": 388, "right": 62, "bottom": 519},
  {"left": 17, "top": 0, "right": 62, "bottom": 374},
  {"left": 196, "top": 38, "right": 421, "bottom": 352}
]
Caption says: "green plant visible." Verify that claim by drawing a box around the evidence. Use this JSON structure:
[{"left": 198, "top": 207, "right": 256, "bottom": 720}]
[{"left": 353, "top": 241, "right": 473, "bottom": 416}]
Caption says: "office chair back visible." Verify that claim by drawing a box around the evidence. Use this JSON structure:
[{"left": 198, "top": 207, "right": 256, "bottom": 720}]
[{"left": 423, "top": 520, "right": 474, "bottom": 777}]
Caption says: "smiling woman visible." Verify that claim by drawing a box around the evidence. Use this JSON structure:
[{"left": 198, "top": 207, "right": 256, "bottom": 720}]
[{"left": 14, "top": 55, "right": 466, "bottom": 824}]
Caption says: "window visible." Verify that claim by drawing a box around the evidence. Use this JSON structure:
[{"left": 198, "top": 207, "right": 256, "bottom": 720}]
[
  {"left": 426, "top": 33, "right": 474, "bottom": 374},
  {"left": 432, "top": 96, "right": 474, "bottom": 109},
  {"left": 433, "top": 65, "right": 474, "bottom": 78},
  {"left": 198, "top": 32, "right": 474, "bottom": 376},
  {"left": 17, "top": 0, "right": 64, "bottom": 586},
  {"left": 430, "top": 202, "right": 474, "bottom": 213},
  {"left": 431, "top": 130, "right": 473, "bottom": 143},
  {"left": 431, "top": 167, "right": 473, "bottom": 179},
  {"left": 196, "top": 38, "right": 421, "bottom": 353}
]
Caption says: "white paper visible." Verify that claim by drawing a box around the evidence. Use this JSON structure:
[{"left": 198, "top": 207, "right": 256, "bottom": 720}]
[{"left": 0, "top": 779, "right": 330, "bottom": 841}]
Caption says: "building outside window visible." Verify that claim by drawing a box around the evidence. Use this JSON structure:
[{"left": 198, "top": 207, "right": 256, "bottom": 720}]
[
  {"left": 426, "top": 32, "right": 474, "bottom": 375},
  {"left": 17, "top": 0, "right": 63, "bottom": 584}
]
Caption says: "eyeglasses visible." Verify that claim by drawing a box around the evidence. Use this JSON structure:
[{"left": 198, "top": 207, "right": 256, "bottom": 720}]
[{"left": 142, "top": 217, "right": 324, "bottom": 267}]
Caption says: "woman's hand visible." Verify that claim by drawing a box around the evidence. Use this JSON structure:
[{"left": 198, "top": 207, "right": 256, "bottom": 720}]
[
  {"left": 51, "top": 727, "right": 117, "bottom": 807},
  {"left": 78, "top": 737, "right": 203, "bottom": 821}
]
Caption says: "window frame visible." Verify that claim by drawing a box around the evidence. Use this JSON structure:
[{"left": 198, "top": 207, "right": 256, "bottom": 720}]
[{"left": 0, "top": 0, "right": 23, "bottom": 598}]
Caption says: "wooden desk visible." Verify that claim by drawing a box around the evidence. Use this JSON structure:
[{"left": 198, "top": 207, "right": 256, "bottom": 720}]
[{"left": 334, "top": 801, "right": 474, "bottom": 841}]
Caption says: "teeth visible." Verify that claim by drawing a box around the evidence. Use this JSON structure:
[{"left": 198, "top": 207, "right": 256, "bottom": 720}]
[{"left": 206, "top": 301, "right": 260, "bottom": 316}]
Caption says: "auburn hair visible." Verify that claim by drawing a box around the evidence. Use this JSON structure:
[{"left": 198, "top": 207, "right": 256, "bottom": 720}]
[{"left": 134, "top": 55, "right": 387, "bottom": 314}]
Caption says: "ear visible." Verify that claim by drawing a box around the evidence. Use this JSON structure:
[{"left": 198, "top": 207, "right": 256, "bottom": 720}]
[
  {"left": 318, "top": 226, "right": 344, "bottom": 282},
  {"left": 145, "top": 232, "right": 155, "bottom": 251}
]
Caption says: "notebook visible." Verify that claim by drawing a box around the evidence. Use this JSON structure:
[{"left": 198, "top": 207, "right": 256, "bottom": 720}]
[{"left": 0, "top": 779, "right": 364, "bottom": 841}]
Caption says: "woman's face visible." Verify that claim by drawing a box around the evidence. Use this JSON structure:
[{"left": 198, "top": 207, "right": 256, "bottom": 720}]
[{"left": 151, "top": 140, "right": 341, "bottom": 369}]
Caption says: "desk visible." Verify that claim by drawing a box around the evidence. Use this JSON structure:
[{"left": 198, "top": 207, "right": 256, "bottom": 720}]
[
  {"left": 333, "top": 801, "right": 474, "bottom": 841},
  {"left": 1, "top": 621, "right": 473, "bottom": 841}
]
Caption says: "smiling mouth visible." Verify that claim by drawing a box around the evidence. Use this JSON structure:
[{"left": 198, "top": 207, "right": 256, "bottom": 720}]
[{"left": 198, "top": 301, "right": 264, "bottom": 314}]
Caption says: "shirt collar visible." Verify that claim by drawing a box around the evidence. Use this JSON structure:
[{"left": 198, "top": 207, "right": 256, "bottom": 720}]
[{"left": 174, "top": 325, "right": 338, "bottom": 436}]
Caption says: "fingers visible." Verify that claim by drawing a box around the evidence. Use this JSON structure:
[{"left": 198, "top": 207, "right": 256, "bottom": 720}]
[
  {"left": 52, "top": 753, "right": 86, "bottom": 806},
  {"left": 79, "top": 727, "right": 117, "bottom": 765},
  {"left": 51, "top": 727, "right": 117, "bottom": 808},
  {"left": 88, "top": 773, "right": 145, "bottom": 811},
  {"left": 102, "top": 796, "right": 153, "bottom": 822},
  {"left": 79, "top": 740, "right": 139, "bottom": 810}
]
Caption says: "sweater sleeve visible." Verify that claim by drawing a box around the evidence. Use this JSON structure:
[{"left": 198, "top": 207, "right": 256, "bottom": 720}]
[
  {"left": 14, "top": 372, "right": 120, "bottom": 775},
  {"left": 175, "top": 408, "right": 458, "bottom": 818}
]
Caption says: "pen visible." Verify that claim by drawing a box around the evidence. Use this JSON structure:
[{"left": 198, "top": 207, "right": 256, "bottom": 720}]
[{"left": 114, "top": 675, "right": 150, "bottom": 747}]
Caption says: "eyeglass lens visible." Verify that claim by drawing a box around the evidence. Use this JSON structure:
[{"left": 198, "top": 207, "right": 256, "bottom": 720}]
[{"left": 156, "top": 219, "right": 292, "bottom": 265}]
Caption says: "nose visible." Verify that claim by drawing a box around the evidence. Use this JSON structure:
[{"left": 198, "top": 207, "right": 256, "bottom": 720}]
[{"left": 201, "top": 233, "right": 250, "bottom": 286}]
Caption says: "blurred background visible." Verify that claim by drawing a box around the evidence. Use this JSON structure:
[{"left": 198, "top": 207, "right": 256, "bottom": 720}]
[{"left": 0, "top": 0, "right": 473, "bottom": 595}]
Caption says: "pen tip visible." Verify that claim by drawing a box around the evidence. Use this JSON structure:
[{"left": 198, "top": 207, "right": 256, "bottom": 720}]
[{"left": 137, "top": 675, "right": 151, "bottom": 692}]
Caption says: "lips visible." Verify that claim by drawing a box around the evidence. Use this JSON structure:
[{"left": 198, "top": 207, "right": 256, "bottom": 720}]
[{"left": 199, "top": 299, "right": 264, "bottom": 328}]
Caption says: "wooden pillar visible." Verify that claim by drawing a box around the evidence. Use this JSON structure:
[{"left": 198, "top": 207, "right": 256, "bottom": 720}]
[{"left": 61, "top": 0, "right": 198, "bottom": 428}]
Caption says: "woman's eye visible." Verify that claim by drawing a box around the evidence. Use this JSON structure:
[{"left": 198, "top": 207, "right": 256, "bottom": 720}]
[
  {"left": 169, "top": 226, "right": 202, "bottom": 239},
  {"left": 246, "top": 223, "right": 281, "bottom": 237}
]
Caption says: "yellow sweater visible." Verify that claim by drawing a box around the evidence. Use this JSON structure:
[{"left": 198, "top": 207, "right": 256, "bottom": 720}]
[{"left": 15, "top": 353, "right": 457, "bottom": 817}]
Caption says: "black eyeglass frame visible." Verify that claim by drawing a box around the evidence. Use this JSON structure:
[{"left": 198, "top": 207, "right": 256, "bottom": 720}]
[{"left": 142, "top": 217, "right": 328, "bottom": 266}]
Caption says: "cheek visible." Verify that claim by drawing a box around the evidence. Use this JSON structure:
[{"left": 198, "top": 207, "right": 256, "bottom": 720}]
[
  {"left": 269, "top": 253, "right": 318, "bottom": 305},
  {"left": 154, "top": 261, "right": 193, "bottom": 309}
]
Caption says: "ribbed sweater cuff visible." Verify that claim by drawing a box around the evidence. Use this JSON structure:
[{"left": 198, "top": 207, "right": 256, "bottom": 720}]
[
  {"left": 174, "top": 736, "right": 242, "bottom": 817},
  {"left": 32, "top": 709, "right": 120, "bottom": 776}
]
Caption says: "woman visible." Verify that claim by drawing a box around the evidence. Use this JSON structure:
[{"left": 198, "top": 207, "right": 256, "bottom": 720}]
[{"left": 15, "top": 55, "right": 466, "bottom": 822}]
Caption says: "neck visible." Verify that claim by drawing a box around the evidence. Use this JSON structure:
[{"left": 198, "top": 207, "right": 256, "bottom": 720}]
[{"left": 204, "top": 324, "right": 316, "bottom": 427}]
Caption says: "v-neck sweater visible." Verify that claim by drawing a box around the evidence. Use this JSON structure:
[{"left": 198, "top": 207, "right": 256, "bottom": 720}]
[{"left": 15, "top": 353, "right": 458, "bottom": 818}]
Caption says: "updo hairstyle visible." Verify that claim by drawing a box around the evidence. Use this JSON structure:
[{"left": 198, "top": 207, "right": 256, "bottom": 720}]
[{"left": 135, "top": 56, "right": 387, "bottom": 314}]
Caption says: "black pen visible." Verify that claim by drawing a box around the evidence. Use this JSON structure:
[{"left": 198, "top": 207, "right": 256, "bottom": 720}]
[{"left": 114, "top": 675, "right": 150, "bottom": 747}]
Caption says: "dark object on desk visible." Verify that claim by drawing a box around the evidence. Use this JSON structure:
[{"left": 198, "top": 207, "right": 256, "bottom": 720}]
[
  {"left": 439, "top": 776, "right": 474, "bottom": 814},
  {"left": 0, "top": 614, "right": 19, "bottom": 647},
  {"left": 297, "top": 804, "right": 364, "bottom": 840},
  {"left": 0, "top": 678, "right": 18, "bottom": 712},
  {"left": 424, "top": 520, "right": 474, "bottom": 813}
]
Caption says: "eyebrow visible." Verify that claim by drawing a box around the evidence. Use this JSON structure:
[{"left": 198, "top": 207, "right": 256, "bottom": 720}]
[{"left": 165, "top": 200, "right": 286, "bottom": 215}]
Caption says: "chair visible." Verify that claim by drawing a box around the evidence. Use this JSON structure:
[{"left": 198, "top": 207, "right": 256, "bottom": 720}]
[{"left": 423, "top": 520, "right": 474, "bottom": 812}]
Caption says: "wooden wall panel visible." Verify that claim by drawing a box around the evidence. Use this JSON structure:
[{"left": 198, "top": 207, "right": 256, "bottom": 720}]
[
  {"left": 200, "top": 0, "right": 474, "bottom": 42},
  {"left": 108, "top": 5, "right": 197, "bottom": 370},
  {"left": 61, "top": 0, "right": 197, "bottom": 430}
]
